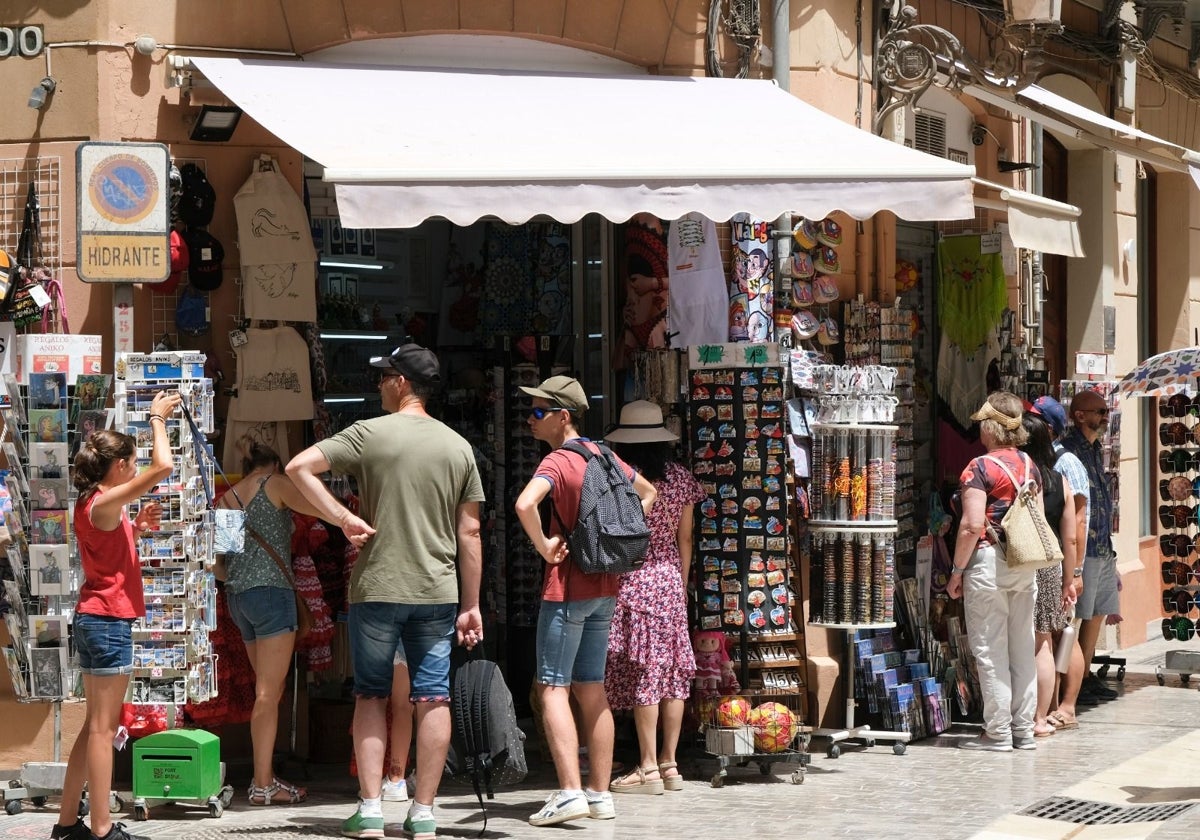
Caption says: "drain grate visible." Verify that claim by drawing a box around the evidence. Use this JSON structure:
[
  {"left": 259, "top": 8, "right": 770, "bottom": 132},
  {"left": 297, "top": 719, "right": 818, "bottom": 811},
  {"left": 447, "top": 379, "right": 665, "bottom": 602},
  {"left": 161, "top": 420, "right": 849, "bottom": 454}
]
[{"left": 1020, "top": 796, "right": 1198, "bottom": 825}]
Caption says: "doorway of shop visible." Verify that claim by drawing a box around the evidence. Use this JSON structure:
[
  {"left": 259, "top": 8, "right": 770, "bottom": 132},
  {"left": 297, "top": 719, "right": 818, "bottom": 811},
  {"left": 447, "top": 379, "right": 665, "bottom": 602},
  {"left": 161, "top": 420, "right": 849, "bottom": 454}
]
[{"left": 1041, "top": 133, "right": 1069, "bottom": 387}]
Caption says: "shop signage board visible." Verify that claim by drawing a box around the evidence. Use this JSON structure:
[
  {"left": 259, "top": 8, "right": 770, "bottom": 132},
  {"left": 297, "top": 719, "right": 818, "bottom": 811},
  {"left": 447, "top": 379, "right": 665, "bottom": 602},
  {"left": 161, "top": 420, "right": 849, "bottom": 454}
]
[
  {"left": 1075, "top": 353, "right": 1111, "bottom": 377},
  {"left": 690, "top": 342, "right": 780, "bottom": 369},
  {"left": 76, "top": 142, "right": 170, "bottom": 283}
]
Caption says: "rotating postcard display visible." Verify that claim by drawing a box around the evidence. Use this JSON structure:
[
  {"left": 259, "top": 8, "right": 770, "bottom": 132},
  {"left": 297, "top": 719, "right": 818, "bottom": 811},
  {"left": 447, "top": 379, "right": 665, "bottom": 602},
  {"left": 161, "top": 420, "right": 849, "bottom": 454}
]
[
  {"left": 689, "top": 343, "right": 791, "bottom": 634},
  {"left": 0, "top": 370, "right": 112, "bottom": 702},
  {"left": 115, "top": 352, "right": 220, "bottom": 706}
]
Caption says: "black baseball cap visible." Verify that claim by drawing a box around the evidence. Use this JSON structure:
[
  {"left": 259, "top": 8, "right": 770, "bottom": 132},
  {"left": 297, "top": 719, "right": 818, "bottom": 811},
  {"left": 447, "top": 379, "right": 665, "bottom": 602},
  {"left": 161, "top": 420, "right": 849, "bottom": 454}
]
[{"left": 368, "top": 343, "right": 441, "bottom": 385}]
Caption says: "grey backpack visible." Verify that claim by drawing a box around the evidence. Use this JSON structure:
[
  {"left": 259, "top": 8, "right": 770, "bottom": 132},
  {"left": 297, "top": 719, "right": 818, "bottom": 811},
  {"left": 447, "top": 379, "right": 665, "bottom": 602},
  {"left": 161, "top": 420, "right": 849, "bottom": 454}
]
[{"left": 550, "top": 440, "right": 650, "bottom": 575}]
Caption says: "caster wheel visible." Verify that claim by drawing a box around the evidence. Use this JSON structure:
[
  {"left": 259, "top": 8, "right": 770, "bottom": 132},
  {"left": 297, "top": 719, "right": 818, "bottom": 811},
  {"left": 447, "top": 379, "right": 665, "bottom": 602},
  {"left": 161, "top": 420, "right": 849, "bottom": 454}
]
[
  {"left": 208, "top": 802, "right": 223, "bottom": 819},
  {"left": 1097, "top": 664, "right": 1110, "bottom": 679},
  {"left": 133, "top": 804, "right": 149, "bottom": 822},
  {"left": 5, "top": 800, "right": 22, "bottom": 816},
  {"left": 31, "top": 796, "right": 46, "bottom": 808},
  {"left": 790, "top": 771, "right": 805, "bottom": 784},
  {"left": 760, "top": 762, "right": 772, "bottom": 776},
  {"left": 78, "top": 797, "right": 89, "bottom": 818},
  {"left": 893, "top": 742, "right": 907, "bottom": 756},
  {"left": 219, "top": 787, "right": 234, "bottom": 809},
  {"left": 1117, "top": 666, "right": 1126, "bottom": 681},
  {"left": 1181, "top": 674, "right": 1191, "bottom": 686},
  {"left": 1157, "top": 673, "right": 1166, "bottom": 686},
  {"left": 827, "top": 744, "right": 841, "bottom": 759},
  {"left": 710, "top": 774, "right": 725, "bottom": 788},
  {"left": 864, "top": 739, "right": 876, "bottom": 749},
  {"left": 109, "top": 793, "right": 124, "bottom": 814}
]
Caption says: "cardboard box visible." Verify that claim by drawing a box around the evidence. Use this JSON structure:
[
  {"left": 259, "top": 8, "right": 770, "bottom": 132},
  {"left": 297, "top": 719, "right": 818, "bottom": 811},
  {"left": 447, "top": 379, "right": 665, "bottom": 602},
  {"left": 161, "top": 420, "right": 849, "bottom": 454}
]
[
  {"left": 14, "top": 334, "right": 103, "bottom": 383},
  {"left": 706, "top": 726, "right": 755, "bottom": 756}
]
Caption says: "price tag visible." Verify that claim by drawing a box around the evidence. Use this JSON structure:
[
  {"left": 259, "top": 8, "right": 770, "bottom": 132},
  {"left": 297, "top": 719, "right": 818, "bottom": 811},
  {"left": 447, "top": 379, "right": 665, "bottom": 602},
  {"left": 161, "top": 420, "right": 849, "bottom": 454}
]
[{"left": 980, "top": 233, "right": 1002, "bottom": 254}]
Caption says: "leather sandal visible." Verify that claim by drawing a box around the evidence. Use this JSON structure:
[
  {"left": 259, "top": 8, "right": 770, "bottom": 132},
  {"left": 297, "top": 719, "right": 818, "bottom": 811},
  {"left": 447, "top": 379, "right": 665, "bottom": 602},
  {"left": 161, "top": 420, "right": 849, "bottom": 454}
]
[
  {"left": 247, "top": 776, "right": 306, "bottom": 805},
  {"left": 609, "top": 766, "right": 664, "bottom": 795},
  {"left": 658, "top": 761, "right": 683, "bottom": 791}
]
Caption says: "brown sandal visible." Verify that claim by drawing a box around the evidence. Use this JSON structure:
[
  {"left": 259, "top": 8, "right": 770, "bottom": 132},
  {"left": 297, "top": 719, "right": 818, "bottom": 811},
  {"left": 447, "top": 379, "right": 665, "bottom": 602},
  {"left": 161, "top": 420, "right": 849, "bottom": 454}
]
[
  {"left": 658, "top": 761, "right": 683, "bottom": 791},
  {"left": 609, "top": 766, "right": 664, "bottom": 795}
]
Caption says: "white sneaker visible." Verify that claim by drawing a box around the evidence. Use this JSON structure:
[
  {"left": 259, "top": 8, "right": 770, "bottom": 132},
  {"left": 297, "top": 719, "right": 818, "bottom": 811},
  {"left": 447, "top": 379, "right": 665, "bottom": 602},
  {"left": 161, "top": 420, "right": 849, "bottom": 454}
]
[
  {"left": 529, "top": 791, "right": 590, "bottom": 826},
  {"left": 381, "top": 777, "right": 408, "bottom": 802},
  {"left": 586, "top": 790, "right": 615, "bottom": 820}
]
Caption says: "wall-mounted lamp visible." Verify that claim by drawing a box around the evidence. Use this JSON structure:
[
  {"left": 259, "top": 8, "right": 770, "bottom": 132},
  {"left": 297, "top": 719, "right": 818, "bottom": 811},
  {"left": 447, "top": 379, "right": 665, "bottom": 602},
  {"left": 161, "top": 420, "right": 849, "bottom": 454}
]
[
  {"left": 189, "top": 104, "right": 242, "bottom": 142},
  {"left": 27, "top": 76, "right": 56, "bottom": 110},
  {"left": 875, "top": 2, "right": 1064, "bottom": 132}
]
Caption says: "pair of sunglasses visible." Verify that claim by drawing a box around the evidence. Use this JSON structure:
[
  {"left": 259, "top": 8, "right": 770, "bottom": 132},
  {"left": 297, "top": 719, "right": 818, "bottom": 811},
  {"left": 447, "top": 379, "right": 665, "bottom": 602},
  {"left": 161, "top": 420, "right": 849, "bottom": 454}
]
[
  {"left": 1161, "top": 560, "right": 1199, "bottom": 586},
  {"left": 1162, "top": 615, "right": 1197, "bottom": 642},
  {"left": 1162, "top": 588, "right": 1199, "bottom": 615},
  {"left": 1159, "top": 422, "right": 1192, "bottom": 447},
  {"left": 1160, "top": 533, "right": 1199, "bottom": 558},
  {"left": 529, "top": 407, "right": 567, "bottom": 420},
  {"left": 1159, "top": 449, "right": 1200, "bottom": 474},
  {"left": 1158, "top": 504, "right": 1197, "bottom": 530},
  {"left": 1160, "top": 477, "right": 1197, "bottom": 502},
  {"left": 1159, "top": 393, "right": 1200, "bottom": 418}
]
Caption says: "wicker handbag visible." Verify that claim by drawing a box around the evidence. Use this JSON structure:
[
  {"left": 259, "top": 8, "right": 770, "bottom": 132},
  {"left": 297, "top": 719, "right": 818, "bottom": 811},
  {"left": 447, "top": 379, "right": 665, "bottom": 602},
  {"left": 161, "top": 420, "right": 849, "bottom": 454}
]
[{"left": 982, "top": 454, "right": 1064, "bottom": 571}]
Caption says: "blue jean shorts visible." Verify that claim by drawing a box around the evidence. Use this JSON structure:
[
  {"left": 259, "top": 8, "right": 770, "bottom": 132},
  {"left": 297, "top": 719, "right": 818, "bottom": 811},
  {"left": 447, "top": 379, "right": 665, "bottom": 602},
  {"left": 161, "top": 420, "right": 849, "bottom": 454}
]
[
  {"left": 74, "top": 613, "right": 134, "bottom": 677},
  {"left": 227, "top": 586, "right": 298, "bottom": 643},
  {"left": 536, "top": 597, "right": 616, "bottom": 687},
  {"left": 348, "top": 602, "right": 456, "bottom": 702}
]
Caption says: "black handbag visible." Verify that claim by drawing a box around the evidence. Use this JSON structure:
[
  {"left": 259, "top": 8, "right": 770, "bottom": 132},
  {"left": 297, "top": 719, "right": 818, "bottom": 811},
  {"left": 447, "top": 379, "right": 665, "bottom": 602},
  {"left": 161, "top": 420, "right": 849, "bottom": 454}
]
[{"left": 8, "top": 181, "right": 51, "bottom": 328}]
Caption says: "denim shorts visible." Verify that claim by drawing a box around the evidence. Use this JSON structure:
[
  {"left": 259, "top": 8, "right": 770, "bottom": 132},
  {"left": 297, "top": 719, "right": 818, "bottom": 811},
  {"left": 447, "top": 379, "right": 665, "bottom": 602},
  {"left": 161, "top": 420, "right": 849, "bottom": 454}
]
[
  {"left": 536, "top": 597, "right": 616, "bottom": 686},
  {"left": 74, "top": 613, "right": 134, "bottom": 677},
  {"left": 227, "top": 586, "right": 298, "bottom": 643},
  {"left": 348, "top": 602, "right": 456, "bottom": 702}
]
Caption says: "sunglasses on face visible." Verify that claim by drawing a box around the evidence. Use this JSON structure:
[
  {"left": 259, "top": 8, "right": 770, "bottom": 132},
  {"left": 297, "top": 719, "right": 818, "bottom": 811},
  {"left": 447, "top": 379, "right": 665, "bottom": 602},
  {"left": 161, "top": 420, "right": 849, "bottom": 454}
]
[
  {"left": 1162, "top": 616, "right": 1197, "bottom": 642},
  {"left": 529, "top": 407, "right": 566, "bottom": 420}
]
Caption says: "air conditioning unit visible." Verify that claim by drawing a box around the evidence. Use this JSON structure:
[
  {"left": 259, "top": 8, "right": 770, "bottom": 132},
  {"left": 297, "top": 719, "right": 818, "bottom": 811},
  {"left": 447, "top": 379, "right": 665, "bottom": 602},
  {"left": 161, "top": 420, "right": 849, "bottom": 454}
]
[{"left": 895, "top": 89, "right": 976, "bottom": 166}]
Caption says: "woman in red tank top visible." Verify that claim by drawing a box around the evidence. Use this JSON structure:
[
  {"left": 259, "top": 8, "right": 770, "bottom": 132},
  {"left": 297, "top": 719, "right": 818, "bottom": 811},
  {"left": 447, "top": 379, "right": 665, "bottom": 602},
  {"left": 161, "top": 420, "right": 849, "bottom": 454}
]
[{"left": 53, "top": 391, "right": 180, "bottom": 840}]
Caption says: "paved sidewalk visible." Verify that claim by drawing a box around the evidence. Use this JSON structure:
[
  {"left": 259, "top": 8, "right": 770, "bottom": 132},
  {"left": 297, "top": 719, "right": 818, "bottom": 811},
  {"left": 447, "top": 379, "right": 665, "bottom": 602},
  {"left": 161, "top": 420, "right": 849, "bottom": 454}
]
[{"left": 2, "top": 637, "right": 1197, "bottom": 839}]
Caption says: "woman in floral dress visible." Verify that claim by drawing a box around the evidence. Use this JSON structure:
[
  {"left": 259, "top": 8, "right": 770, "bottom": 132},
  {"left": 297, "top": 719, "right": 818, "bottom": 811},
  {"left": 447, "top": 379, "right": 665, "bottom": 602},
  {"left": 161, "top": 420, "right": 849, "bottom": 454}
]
[{"left": 604, "top": 401, "right": 703, "bottom": 795}]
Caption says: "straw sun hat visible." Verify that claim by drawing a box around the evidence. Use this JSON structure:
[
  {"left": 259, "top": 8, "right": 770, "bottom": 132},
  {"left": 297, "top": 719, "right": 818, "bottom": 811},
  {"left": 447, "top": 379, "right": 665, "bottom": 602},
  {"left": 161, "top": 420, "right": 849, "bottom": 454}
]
[{"left": 604, "top": 400, "right": 679, "bottom": 444}]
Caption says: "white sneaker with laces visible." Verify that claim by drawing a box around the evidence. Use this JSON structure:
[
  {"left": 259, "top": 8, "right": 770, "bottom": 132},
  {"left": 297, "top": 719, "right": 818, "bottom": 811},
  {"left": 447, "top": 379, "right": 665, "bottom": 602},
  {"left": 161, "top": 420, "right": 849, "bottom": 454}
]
[
  {"left": 586, "top": 790, "right": 615, "bottom": 820},
  {"left": 529, "top": 791, "right": 590, "bottom": 826},
  {"left": 381, "top": 777, "right": 408, "bottom": 802}
]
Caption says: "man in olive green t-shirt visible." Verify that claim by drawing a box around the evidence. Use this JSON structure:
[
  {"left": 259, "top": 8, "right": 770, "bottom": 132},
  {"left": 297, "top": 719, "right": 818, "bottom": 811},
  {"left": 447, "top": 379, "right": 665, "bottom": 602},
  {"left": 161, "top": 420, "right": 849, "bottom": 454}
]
[{"left": 287, "top": 343, "right": 484, "bottom": 840}]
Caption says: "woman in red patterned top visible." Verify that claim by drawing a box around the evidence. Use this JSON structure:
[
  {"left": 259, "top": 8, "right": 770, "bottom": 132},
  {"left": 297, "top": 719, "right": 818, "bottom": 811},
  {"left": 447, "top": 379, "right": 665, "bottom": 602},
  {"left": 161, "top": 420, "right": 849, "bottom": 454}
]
[
  {"left": 946, "top": 391, "right": 1041, "bottom": 753},
  {"left": 54, "top": 391, "right": 180, "bottom": 840}
]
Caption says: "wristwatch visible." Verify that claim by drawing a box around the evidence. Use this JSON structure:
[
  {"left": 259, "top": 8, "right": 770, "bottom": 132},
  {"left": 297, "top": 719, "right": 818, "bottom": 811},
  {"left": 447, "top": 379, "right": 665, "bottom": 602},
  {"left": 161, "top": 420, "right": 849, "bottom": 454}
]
[
  {"left": 950, "top": 567, "right": 966, "bottom": 576},
  {"left": 1072, "top": 567, "right": 1083, "bottom": 578}
]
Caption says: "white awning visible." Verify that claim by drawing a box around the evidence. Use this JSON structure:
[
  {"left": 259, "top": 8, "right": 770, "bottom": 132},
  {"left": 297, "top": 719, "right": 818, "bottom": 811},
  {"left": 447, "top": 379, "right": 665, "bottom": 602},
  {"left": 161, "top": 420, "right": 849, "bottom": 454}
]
[
  {"left": 965, "top": 83, "right": 1200, "bottom": 181},
  {"left": 192, "top": 58, "right": 977, "bottom": 228},
  {"left": 972, "top": 178, "right": 1084, "bottom": 258}
]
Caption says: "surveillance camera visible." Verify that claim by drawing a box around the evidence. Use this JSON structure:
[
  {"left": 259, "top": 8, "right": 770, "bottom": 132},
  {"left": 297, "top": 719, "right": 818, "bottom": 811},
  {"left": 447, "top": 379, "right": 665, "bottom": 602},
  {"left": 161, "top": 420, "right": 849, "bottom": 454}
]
[
  {"left": 970, "top": 124, "right": 986, "bottom": 147},
  {"left": 27, "top": 77, "right": 56, "bottom": 110}
]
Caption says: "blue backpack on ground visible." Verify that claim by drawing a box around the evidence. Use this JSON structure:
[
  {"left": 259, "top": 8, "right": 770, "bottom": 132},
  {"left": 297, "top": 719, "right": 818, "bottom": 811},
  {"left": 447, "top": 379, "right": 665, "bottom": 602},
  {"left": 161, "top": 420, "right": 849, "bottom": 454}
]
[{"left": 550, "top": 439, "right": 650, "bottom": 575}]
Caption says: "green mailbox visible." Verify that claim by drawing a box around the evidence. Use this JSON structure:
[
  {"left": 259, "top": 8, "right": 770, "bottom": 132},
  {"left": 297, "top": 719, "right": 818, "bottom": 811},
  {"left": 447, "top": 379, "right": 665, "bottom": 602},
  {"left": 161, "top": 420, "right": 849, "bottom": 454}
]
[{"left": 132, "top": 729, "right": 222, "bottom": 806}]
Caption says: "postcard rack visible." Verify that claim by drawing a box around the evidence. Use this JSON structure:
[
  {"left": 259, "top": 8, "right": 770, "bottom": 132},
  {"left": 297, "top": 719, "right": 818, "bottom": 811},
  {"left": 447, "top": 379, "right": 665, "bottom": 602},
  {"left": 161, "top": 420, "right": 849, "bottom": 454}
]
[{"left": 114, "top": 352, "right": 220, "bottom": 708}]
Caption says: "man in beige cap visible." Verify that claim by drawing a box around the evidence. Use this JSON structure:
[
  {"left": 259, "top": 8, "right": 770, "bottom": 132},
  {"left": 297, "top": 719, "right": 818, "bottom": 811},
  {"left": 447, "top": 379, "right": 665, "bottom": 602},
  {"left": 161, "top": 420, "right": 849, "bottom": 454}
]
[{"left": 514, "top": 376, "right": 656, "bottom": 827}]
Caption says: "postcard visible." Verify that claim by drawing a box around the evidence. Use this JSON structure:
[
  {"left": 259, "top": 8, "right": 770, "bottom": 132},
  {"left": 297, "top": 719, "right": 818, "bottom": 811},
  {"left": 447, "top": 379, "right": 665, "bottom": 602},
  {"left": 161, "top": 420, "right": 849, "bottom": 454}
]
[
  {"left": 29, "top": 646, "right": 66, "bottom": 698},
  {"left": 3, "top": 647, "right": 28, "bottom": 699},
  {"left": 6, "top": 544, "right": 27, "bottom": 590},
  {"left": 28, "top": 614, "right": 68, "bottom": 648},
  {"left": 30, "top": 442, "right": 68, "bottom": 479},
  {"left": 2, "top": 580, "right": 26, "bottom": 625},
  {"left": 27, "top": 410, "right": 68, "bottom": 444},
  {"left": 31, "top": 509, "right": 68, "bottom": 545},
  {"left": 72, "top": 374, "right": 112, "bottom": 421},
  {"left": 29, "top": 544, "right": 69, "bottom": 596},
  {"left": 2, "top": 375, "right": 26, "bottom": 425},
  {"left": 29, "top": 373, "right": 67, "bottom": 410},
  {"left": 28, "top": 478, "right": 68, "bottom": 510}
]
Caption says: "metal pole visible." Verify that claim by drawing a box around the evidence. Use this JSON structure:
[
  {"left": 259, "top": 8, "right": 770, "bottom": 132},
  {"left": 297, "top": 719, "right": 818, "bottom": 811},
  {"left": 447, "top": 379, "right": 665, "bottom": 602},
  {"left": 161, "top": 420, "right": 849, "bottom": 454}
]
[
  {"left": 53, "top": 701, "right": 61, "bottom": 762},
  {"left": 772, "top": 0, "right": 793, "bottom": 316}
]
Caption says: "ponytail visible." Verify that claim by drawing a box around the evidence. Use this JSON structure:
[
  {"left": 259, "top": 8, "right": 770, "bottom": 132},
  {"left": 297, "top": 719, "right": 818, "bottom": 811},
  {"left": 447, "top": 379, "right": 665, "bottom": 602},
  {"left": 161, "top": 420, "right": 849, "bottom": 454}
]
[{"left": 73, "top": 430, "right": 136, "bottom": 501}]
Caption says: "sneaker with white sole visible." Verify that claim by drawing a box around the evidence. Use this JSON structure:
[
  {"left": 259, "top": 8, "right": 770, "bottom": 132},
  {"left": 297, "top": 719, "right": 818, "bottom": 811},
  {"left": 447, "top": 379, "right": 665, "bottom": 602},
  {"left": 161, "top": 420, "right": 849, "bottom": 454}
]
[
  {"left": 529, "top": 791, "right": 590, "bottom": 826},
  {"left": 1012, "top": 734, "right": 1037, "bottom": 751},
  {"left": 402, "top": 811, "right": 436, "bottom": 840},
  {"left": 586, "top": 790, "right": 615, "bottom": 820},
  {"left": 381, "top": 777, "right": 408, "bottom": 802},
  {"left": 342, "top": 808, "right": 385, "bottom": 839},
  {"left": 958, "top": 735, "right": 1013, "bottom": 752}
]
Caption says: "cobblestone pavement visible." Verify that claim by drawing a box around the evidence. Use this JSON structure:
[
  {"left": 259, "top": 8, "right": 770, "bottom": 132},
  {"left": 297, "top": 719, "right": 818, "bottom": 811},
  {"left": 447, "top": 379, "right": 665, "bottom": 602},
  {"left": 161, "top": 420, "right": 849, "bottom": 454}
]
[{"left": 2, "top": 638, "right": 1197, "bottom": 840}]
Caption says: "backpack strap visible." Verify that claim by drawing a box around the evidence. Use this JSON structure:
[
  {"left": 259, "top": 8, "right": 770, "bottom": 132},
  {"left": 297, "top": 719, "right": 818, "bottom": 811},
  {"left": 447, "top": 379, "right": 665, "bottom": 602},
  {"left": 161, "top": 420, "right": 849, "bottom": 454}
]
[{"left": 547, "top": 439, "right": 597, "bottom": 536}]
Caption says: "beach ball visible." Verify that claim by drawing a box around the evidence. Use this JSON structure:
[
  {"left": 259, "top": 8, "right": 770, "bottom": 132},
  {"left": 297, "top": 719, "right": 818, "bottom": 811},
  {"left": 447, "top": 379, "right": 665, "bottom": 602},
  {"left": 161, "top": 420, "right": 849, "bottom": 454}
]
[
  {"left": 748, "top": 701, "right": 797, "bottom": 752},
  {"left": 714, "top": 694, "right": 751, "bottom": 727}
]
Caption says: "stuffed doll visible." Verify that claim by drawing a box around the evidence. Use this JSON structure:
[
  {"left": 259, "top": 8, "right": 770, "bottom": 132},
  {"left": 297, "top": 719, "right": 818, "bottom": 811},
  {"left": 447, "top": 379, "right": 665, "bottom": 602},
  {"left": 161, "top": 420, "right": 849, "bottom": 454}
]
[{"left": 692, "top": 630, "right": 739, "bottom": 698}]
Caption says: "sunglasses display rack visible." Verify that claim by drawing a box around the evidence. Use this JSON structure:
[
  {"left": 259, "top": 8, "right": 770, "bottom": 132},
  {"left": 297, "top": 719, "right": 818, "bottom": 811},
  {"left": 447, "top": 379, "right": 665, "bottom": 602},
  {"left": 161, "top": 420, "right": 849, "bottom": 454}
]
[
  {"left": 1153, "top": 393, "right": 1200, "bottom": 687},
  {"left": 686, "top": 344, "right": 812, "bottom": 736},
  {"left": 797, "top": 364, "right": 912, "bottom": 758},
  {"left": 114, "top": 352, "right": 220, "bottom": 709}
]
